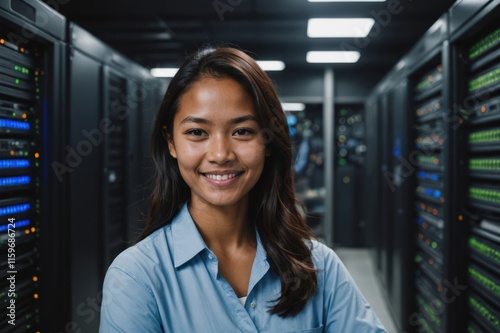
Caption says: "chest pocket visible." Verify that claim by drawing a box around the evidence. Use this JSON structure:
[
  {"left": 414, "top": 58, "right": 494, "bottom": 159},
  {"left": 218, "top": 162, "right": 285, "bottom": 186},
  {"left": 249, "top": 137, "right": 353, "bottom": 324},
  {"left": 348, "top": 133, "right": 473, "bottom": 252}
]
[{"left": 284, "top": 324, "right": 324, "bottom": 333}]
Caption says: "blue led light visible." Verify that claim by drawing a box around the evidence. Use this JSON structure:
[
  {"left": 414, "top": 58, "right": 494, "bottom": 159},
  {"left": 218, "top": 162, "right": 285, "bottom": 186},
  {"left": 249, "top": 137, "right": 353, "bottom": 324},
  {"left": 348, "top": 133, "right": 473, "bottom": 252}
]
[
  {"left": 417, "top": 171, "right": 440, "bottom": 181},
  {"left": 0, "top": 175, "right": 30, "bottom": 187},
  {"left": 0, "top": 119, "right": 30, "bottom": 130},
  {"left": 423, "top": 188, "right": 441, "bottom": 198},
  {"left": 0, "top": 159, "right": 30, "bottom": 169},
  {"left": 0, "top": 203, "right": 30, "bottom": 216},
  {"left": 0, "top": 219, "right": 30, "bottom": 232}
]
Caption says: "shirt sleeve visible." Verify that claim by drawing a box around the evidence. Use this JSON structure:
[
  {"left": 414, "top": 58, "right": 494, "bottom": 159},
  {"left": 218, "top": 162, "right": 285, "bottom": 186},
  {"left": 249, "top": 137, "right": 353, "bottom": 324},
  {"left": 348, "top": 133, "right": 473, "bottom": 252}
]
[
  {"left": 322, "top": 248, "right": 388, "bottom": 333},
  {"left": 99, "top": 266, "right": 163, "bottom": 333}
]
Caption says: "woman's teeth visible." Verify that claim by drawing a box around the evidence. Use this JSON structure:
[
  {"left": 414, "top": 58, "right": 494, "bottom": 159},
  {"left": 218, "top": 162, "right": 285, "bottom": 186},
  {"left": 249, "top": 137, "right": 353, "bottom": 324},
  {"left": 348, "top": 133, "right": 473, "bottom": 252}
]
[{"left": 205, "top": 173, "right": 237, "bottom": 180}]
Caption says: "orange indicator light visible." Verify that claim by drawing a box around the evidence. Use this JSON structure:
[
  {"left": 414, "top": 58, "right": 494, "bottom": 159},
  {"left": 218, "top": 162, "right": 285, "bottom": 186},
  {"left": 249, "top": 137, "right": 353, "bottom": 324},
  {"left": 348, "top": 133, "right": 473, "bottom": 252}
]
[
  {"left": 34, "top": 293, "right": 39, "bottom": 299},
  {"left": 25, "top": 229, "right": 30, "bottom": 235},
  {"left": 33, "top": 276, "right": 38, "bottom": 282},
  {"left": 35, "top": 152, "right": 40, "bottom": 158},
  {"left": 481, "top": 106, "right": 486, "bottom": 113},
  {"left": 22, "top": 113, "right": 27, "bottom": 119},
  {"left": 31, "top": 227, "right": 36, "bottom": 232}
]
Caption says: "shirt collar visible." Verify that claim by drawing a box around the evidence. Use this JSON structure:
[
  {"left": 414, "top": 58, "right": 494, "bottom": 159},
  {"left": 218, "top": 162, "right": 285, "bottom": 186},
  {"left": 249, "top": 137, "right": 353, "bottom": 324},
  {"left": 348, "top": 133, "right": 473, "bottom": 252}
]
[
  {"left": 171, "top": 202, "right": 268, "bottom": 268},
  {"left": 172, "top": 202, "right": 207, "bottom": 268}
]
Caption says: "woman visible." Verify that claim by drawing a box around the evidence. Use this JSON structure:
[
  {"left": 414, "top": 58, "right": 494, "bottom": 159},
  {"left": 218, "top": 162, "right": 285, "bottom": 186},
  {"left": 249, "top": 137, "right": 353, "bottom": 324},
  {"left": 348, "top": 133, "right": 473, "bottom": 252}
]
[{"left": 100, "top": 47, "right": 387, "bottom": 333}]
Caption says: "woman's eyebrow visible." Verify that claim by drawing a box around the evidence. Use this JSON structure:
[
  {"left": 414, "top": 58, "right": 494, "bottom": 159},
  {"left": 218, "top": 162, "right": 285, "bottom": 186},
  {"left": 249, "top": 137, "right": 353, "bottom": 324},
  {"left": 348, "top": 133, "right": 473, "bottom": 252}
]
[
  {"left": 179, "top": 116, "right": 213, "bottom": 125},
  {"left": 179, "top": 115, "right": 258, "bottom": 125},
  {"left": 227, "top": 115, "right": 258, "bottom": 125}
]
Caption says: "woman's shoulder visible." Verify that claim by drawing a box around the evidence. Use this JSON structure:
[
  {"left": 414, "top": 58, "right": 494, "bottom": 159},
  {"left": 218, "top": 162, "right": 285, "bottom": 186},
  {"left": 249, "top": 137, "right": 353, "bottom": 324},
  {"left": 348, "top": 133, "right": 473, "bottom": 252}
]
[
  {"left": 307, "top": 239, "right": 342, "bottom": 270},
  {"left": 108, "top": 225, "right": 173, "bottom": 275}
]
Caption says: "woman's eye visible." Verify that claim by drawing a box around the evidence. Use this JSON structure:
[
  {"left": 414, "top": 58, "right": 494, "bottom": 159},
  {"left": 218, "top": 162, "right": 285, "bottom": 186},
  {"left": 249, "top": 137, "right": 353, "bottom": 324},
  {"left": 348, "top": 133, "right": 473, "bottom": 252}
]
[
  {"left": 234, "top": 128, "right": 254, "bottom": 136},
  {"left": 186, "top": 129, "right": 205, "bottom": 136}
]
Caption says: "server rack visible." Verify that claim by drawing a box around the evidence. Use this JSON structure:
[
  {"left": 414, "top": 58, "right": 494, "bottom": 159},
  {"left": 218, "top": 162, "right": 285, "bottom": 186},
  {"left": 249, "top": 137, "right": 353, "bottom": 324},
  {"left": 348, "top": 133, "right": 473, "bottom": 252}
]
[
  {"left": 0, "top": 0, "right": 66, "bottom": 331},
  {"left": 68, "top": 23, "right": 159, "bottom": 332},
  {"left": 334, "top": 103, "right": 365, "bottom": 247},
  {"left": 411, "top": 59, "right": 451, "bottom": 333},
  {"left": 450, "top": 1, "right": 500, "bottom": 332},
  {"left": 367, "top": 1, "right": 500, "bottom": 332}
]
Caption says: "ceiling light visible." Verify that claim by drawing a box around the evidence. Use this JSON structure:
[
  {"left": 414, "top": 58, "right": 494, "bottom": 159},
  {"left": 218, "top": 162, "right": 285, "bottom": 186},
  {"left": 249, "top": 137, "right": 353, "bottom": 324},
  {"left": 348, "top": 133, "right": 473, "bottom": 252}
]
[
  {"left": 281, "top": 103, "right": 306, "bottom": 111},
  {"left": 308, "top": 0, "right": 385, "bottom": 2},
  {"left": 150, "top": 68, "right": 179, "bottom": 77},
  {"left": 256, "top": 61, "right": 286, "bottom": 71},
  {"left": 307, "top": 18, "right": 375, "bottom": 38},
  {"left": 307, "top": 51, "right": 361, "bottom": 63}
]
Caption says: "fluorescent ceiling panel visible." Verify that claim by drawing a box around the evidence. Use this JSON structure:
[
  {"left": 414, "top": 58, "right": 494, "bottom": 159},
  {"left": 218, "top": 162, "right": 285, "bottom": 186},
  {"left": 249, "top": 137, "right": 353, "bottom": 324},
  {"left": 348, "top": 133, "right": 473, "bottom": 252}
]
[
  {"left": 309, "top": 0, "right": 385, "bottom": 2},
  {"left": 256, "top": 60, "right": 286, "bottom": 71},
  {"left": 307, "top": 18, "right": 375, "bottom": 38},
  {"left": 306, "top": 51, "right": 361, "bottom": 63},
  {"left": 150, "top": 68, "right": 179, "bottom": 77},
  {"left": 281, "top": 103, "right": 306, "bottom": 111}
]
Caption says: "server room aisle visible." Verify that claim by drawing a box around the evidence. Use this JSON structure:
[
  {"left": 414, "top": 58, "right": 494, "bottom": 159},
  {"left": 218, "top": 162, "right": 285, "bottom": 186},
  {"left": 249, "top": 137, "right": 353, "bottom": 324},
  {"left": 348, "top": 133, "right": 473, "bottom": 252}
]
[{"left": 335, "top": 248, "right": 399, "bottom": 333}]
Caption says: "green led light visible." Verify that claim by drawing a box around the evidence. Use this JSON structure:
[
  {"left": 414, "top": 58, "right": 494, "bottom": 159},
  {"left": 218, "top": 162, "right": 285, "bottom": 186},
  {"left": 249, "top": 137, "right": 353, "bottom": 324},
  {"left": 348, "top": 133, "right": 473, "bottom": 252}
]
[
  {"left": 468, "top": 266, "right": 500, "bottom": 297},
  {"left": 469, "top": 129, "right": 500, "bottom": 144},
  {"left": 14, "top": 65, "right": 19, "bottom": 71},
  {"left": 469, "top": 296, "right": 500, "bottom": 331},
  {"left": 469, "top": 237, "right": 500, "bottom": 263},
  {"left": 35, "top": 77, "right": 38, "bottom": 82},
  {"left": 24, "top": 151, "right": 28, "bottom": 156},
  {"left": 14, "top": 78, "right": 20, "bottom": 84},
  {"left": 417, "top": 295, "right": 442, "bottom": 327},
  {"left": 431, "top": 242, "right": 438, "bottom": 249},
  {"left": 469, "top": 28, "right": 500, "bottom": 60},
  {"left": 469, "top": 67, "right": 500, "bottom": 92}
]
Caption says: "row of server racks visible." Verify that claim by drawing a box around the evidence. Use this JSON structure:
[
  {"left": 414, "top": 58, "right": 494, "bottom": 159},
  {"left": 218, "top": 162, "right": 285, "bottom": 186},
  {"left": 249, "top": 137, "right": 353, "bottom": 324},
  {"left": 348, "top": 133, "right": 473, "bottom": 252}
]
[
  {"left": 0, "top": 1, "right": 162, "bottom": 332},
  {"left": 365, "top": 0, "right": 500, "bottom": 332}
]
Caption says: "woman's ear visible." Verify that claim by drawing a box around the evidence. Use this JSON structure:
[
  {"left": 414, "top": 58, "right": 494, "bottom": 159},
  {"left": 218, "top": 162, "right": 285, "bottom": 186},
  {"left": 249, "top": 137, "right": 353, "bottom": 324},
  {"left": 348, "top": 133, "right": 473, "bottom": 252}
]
[
  {"left": 168, "top": 139, "right": 177, "bottom": 159},
  {"left": 163, "top": 126, "right": 177, "bottom": 159}
]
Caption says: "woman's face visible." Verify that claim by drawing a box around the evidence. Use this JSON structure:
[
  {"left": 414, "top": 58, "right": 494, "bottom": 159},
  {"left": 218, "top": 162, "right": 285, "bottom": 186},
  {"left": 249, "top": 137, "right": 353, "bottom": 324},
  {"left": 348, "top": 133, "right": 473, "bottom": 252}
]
[{"left": 168, "top": 76, "right": 267, "bottom": 209}]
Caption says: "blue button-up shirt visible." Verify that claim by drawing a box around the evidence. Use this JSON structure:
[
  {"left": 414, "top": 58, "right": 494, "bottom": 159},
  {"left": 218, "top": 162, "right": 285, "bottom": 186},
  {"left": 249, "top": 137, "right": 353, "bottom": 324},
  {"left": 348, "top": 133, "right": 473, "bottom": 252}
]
[{"left": 100, "top": 203, "right": 387, "bottom": 333}]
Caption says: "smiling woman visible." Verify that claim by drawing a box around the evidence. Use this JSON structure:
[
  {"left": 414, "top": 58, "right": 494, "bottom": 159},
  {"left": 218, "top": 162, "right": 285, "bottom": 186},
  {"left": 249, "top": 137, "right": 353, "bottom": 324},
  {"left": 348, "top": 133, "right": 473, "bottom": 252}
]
[{"left": 99, "top": 46, "right": 388, "bottom": 333}]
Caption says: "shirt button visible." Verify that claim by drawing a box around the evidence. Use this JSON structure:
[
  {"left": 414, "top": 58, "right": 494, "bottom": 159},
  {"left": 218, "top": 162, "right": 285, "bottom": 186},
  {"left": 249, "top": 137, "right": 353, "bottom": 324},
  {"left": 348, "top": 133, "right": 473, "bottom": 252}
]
[
  {"left": 208, "top": 253, "right": 214, "bottom": 260},
  {"left": 250, "top": 302, "right": 256, "bottom": 308}
]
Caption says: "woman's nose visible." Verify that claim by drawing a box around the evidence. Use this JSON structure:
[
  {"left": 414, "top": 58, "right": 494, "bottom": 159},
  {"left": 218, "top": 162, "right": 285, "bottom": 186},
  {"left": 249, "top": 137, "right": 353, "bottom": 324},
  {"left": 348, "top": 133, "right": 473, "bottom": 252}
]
[{"left": 207, "top": 134, "right": 236, "bottom": 164}]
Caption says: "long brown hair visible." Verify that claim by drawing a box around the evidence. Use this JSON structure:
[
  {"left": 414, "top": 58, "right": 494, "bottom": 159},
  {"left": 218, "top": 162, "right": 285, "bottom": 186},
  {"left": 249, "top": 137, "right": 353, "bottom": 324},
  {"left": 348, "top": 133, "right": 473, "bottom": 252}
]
[{"left": 136, "top": 46, "right": 317, "bottom": 317}]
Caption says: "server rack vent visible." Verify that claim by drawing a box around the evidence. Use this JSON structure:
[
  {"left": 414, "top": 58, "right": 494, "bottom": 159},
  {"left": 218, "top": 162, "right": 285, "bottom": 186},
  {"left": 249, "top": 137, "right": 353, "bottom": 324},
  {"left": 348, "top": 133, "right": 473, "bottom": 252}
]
[
  {"left": 104, "top": 72, "right": 128, "bottom": 267},
  {"left": 412, "top": 62, "right": 448, "bottom": 332},
  {"left": 464, "top": 24, "right": 500, "bottom": 332},
  {"left": 0, "top": 28, "right": 42, "bottom": 332}
]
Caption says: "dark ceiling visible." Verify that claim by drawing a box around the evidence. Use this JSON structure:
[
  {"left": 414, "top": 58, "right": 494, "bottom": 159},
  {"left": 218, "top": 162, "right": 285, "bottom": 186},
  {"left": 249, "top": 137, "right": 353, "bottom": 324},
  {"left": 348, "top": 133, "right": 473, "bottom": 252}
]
[{"left": 49, "top": 0, "right": 456, "bottom": 76}]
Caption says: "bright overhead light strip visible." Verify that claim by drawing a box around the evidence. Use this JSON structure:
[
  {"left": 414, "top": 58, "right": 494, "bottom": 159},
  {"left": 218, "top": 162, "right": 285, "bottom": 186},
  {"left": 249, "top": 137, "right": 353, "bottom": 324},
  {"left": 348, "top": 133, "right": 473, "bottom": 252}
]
[
  {"left": 307, "top": 51, "right": 361, "bottom": 63},
  {"left": 256, "top": 60, "right": 286, "bottom": 71},
  {"left": 308, "top": 0, "right": 385, "bottom": 2},
  {"left": 307, "top": 18, "right": 375, "bottom": 38},
  {"left": 281, "top": 103, "right": 306, "bottom": 111},
  {"left": 150, "top": 68, "right": 179, "bottom": 77}
]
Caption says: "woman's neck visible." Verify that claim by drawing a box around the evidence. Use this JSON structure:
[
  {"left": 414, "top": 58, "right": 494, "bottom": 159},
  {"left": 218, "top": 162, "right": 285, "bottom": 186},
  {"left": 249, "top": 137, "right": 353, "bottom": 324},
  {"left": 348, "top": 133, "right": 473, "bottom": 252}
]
[{"left": 188, "top": 197, "right": 255, "bottom": 252}]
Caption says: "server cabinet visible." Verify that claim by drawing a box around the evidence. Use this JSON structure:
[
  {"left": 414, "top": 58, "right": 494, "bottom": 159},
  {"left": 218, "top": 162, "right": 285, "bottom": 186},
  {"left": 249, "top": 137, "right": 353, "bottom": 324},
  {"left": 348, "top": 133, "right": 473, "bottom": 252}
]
[
  {"left": 68, "top": 23, "right": 160, "bottom": 332},
  {"left": 364, "top": 95, "right": 380, "bottom": 255},
  {"left": 334, "top": 104, "right": 365, "bottom": 247},
  {"left": 410, "top": 57, "right": 452, "bottom": 333},
  {"left": 388, "top": 79, "right": 414, "bottom": 330},
  {"left": 451, "top": 1, "right": 500, "bottom": 332},
  {"left": 0, "top": 0, "right": 66, "bottom": 332},
  {"left": 378, "top": 93, "right": 394, "bottom": 293}
]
